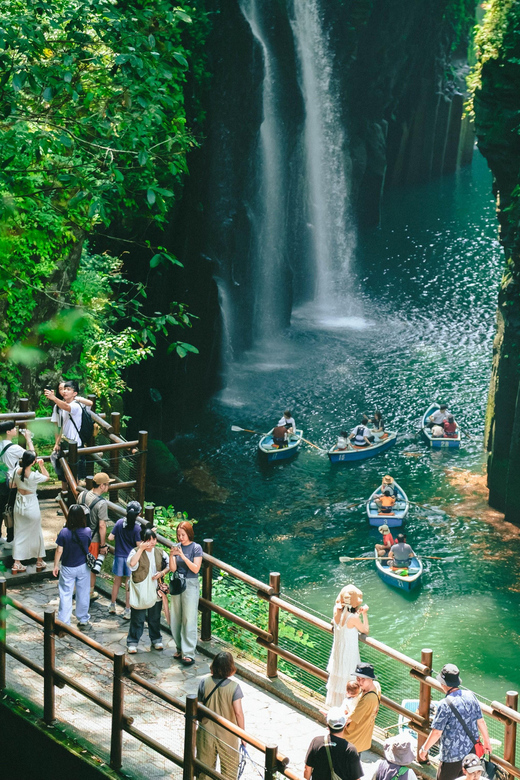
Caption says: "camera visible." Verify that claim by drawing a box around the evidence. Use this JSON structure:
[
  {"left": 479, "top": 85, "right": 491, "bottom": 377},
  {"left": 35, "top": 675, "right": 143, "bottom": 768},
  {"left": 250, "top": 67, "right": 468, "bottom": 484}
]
[{"left": 91, "top": 553, "right": 106, "bottom": 574}]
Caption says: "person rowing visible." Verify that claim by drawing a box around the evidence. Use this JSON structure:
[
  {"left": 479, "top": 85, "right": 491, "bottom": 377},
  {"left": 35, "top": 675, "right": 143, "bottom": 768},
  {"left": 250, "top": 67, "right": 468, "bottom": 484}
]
[
  {"left": 428, "top": 404, "right": 451, "bottom": 429},
  {"left": 350, "top": 420, "right": 373, "bottom": 447},
  {"left": 388, "top": 533, "right": 414, "bottom": 569},
  {"left": 376, "top": 488, "right": 396, "bottom": 514}
]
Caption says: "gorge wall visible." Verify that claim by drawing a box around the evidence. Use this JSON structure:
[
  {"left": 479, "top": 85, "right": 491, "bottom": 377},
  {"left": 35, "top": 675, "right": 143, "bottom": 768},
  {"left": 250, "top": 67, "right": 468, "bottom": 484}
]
[{"left": 472, "top": 2, "right": 520, "bottom": 523}]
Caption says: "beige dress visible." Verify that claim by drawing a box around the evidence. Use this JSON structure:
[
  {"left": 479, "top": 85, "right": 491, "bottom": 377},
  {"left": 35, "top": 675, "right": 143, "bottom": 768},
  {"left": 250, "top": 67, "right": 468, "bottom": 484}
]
[{"left": 12, "top": 469, "right": 48, "bottom": 560}]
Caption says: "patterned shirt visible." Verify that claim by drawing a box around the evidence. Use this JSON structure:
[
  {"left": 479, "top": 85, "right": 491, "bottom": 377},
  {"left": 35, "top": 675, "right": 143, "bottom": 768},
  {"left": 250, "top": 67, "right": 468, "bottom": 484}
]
[{"left": 431, "top": 690, "right": 483, "bottom": 762}]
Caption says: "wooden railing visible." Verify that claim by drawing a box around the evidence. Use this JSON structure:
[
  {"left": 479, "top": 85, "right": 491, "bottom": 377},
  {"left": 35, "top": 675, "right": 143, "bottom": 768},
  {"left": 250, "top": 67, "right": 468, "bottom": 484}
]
[{"left": 0, "top": 578, "right": 303, "bottom": 780}]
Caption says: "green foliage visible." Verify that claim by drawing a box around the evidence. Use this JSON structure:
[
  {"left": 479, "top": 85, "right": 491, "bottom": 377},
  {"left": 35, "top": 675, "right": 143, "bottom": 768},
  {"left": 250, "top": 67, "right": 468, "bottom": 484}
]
[
  {"left": 148, "top": 503, "right": 197, "bottom": 542},
  {"left": 468, "top": 0, "right": 520, "bottom": 104}
]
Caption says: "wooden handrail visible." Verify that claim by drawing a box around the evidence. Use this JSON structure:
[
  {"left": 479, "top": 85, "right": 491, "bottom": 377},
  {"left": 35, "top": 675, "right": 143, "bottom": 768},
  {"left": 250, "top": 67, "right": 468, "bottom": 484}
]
[
  {"left": 78, "top": 440, "right": 139, "bottom": 455},
  {"left": 198, "top": 597, "right": 273, "bottom": 643},
  {"left": 89, "top": 409, "right": 113, "bottom": 432},
  {"left": 0, "top": 411, "right": 35, "bottom": 421},
  {"left": 203, "top": 552, "right": 274, "bottom": 595}
]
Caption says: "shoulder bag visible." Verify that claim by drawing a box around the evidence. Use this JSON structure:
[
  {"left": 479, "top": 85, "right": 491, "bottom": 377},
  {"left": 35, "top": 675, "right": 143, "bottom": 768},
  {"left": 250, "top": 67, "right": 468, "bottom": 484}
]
[
  {"left": 324, "top": 737, "right": 343, "bottom": 780},
  {"left": 446, "top": 697, "right": 485, "bottom": 757},
  {"left": 71, "top": 528, "right": 97, "bottom": 570}
]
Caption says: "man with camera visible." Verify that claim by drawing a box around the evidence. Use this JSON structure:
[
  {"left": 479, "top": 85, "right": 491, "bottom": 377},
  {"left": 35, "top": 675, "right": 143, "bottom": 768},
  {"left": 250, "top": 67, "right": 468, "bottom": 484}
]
[{"left": 78, "top": 472, "right": 111, "bottom": 599}]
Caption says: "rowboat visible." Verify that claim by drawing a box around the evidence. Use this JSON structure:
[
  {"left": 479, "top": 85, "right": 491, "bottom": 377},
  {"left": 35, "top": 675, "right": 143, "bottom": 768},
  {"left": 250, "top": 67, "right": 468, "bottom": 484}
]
[
  {"left": 328, "top": 432, "right": 397, "bottom": 463},
  {"left": 366, "top": 481, "right": 409, "bottom": 527},
  {"left": 258, "top": 429, "right": 303, "bottom": 462},
  {"left": 374, "top": 547, "right": 423, "bottom": 591},
  {"left": 421, "top": 404, "right": 461, "bottom": 449}
]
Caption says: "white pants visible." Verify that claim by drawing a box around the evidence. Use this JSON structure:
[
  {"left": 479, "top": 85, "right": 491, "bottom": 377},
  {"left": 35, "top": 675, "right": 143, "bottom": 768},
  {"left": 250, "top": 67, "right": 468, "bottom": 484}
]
[{"left": 58, "top": 564, "right": 91, "bottom": 624}]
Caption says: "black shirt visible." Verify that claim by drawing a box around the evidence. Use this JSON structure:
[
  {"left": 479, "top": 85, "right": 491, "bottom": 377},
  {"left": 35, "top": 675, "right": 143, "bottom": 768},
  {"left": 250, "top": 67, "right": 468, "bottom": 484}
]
[{"left": 305, "top": 734, "right": 363, "bottom": 780}]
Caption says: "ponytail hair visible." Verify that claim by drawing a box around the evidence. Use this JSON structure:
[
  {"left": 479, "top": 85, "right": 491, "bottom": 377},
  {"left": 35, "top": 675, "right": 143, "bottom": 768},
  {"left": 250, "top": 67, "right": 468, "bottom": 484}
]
[
  {"left": 125, "top": 500, "right": 142, "bottom": 530},
  {"left": 20, "top": 450, "right": 36, "bottom": 481}
]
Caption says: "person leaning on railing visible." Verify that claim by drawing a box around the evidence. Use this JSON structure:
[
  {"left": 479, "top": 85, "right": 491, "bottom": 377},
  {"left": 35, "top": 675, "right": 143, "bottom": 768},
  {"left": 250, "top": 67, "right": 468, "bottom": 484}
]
[{"left": 196, "top": 651, "right": 245, "bottom": 780}]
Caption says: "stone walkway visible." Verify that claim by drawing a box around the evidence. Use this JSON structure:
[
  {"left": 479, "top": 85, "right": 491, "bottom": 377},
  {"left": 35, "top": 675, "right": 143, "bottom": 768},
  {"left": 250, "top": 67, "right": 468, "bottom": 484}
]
[{"left": 5, "top": 578, "right": 382, "bottom": 780}]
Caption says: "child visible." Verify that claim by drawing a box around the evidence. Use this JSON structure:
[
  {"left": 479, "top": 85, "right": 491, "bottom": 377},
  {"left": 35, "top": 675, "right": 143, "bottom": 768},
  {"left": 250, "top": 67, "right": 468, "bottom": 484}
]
[
  {"left": 341, "top": 679, "right": 361, "bottom": 715},
  {"left": 108, "top": 501, "right": 142, "bottom": 618}
]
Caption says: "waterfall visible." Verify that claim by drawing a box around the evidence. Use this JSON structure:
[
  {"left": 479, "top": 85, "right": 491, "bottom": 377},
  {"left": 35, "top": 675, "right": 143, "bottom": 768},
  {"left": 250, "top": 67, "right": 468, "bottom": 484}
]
[
  {"left": 291, "top": 0, "right": 356, "bottom": 313},
  {"left": 239, "top": 0, "right": 287, "bottom": 340}
]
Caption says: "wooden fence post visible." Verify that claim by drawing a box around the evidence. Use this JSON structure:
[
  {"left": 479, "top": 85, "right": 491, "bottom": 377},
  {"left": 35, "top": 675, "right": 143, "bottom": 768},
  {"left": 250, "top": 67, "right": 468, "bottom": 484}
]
[
  {"left": 145, "top": 505, "right": 155, "bottom": 529},
  {"left": 110, "top": 651, "right": 125, "bottom": 770},
  {"left": 110, "top": 412, "right": 121, "bottom": 502},
  {"left": 136, "top": 431, "right": 148, "bottom": 508},
  {"left": 417, "top": 648, "right": 432, "bottom": 759},
  {"left": 43, "top": 608, "right": 56, "bottom": 724},
  {"left": 87, "top": 395, "right": 97, "bottom": 446},
  {"left": 18, "top": 398, "right": 29, "bottom": 446},
  {"left": 0, "top": 577, "right": 6, "bottom": 691},
  {"left": 68, "top": 441, "right": 78, "bottom": 482},
  {"left": 267, "top": 573, "right": 280, "bottom": 679},
  {"left": 86, "top": 475, "right": 94, "bottom": 491},
  {"left": 201, "top": 539, "right": 214, "bottom": 642},
  {"left": 264, "top": 744, "right": 278, "bottom": 780},
  {"left": 183, "top": 693, "right": 197, "bottom": 780},
  {"left": 504, "top": 691, "right": 518, "bottom": 776}
]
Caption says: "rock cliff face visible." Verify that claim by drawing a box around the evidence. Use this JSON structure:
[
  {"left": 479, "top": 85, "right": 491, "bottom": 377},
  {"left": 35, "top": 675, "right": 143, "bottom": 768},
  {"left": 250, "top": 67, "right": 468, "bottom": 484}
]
[{"left": 472, "top": 4, "right": 520, "bottom": 523}]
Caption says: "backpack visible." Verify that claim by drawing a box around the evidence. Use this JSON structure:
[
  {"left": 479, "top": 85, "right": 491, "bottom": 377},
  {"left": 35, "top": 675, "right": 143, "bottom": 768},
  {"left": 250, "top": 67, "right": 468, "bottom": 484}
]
[
  {"left": 0, "top": 442, "right": 15, "bottom": 496},
  {"left": 69, "top": 403, "right": 94, "bottom": 446},
  {"left": 77, "top": 492, "right": 104, "bottom": 534}
]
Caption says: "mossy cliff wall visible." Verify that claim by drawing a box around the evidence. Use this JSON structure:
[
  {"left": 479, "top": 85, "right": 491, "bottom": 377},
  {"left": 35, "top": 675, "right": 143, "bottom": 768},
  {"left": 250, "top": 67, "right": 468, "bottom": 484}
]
[{"left": 472, "top": 2, "right": 520, "bottom": 522}]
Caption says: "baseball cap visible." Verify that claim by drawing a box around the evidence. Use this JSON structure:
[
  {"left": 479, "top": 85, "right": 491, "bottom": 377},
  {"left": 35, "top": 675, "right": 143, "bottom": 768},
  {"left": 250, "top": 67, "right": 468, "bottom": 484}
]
[
  {"left": 462, "top": 755, "right": 482, "bottom": 773},
  {"left": 326, "top": 707, "right": 347, "bottom": 731},
  {"left": 92, "top": 472, "right": 114, "bottom": 485}
]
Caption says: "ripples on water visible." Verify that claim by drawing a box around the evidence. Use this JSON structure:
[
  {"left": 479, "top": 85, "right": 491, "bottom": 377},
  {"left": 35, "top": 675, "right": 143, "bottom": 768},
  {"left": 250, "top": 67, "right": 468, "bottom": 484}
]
[{"left": 157, "top": 155, "right": 520, "bottom": 696}]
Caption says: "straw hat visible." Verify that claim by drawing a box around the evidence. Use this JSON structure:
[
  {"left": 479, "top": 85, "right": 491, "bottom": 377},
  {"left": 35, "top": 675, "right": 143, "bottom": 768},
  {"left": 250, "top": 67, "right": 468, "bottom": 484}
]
[
  {"left": 384, "top": 735, "right": 415, "bottom": 766},
  {"left": 378, "top": 524, "right": 390, "bottom": 534},
  {"left": 383, "top": 475, "right": 393, "bottom": 484},
  {"left": 339, "top": 584, "right": 363, "bottom": 608}
]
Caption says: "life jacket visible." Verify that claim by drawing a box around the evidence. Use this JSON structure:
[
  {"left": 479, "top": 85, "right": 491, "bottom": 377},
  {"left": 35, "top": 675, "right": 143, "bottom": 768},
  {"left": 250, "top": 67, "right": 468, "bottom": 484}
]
[{"left": 354, "top": 426, "right": 367, "bottom": 445}]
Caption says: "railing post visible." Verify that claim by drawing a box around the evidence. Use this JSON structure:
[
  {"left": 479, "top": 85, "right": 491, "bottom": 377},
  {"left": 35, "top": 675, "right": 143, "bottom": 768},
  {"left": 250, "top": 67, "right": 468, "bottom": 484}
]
[
  {"left": 87, "top": 394, "right": 97, "bottom": 413},
  {"left": 68, "top": 441, "right": 78, "bottom": 483},
  {"left": 0, "top": 577, "right": 6, "bottom": 691},
  {"left": 417, "top": 648, "right": 433, "bottom": 759},
  {"left": 264, "top": 744, "right": 277, "bottom": 780},
  {"left": 267, "top": 573, "right": 280, "bottom": 679},
  {"left": 183, "top": 693, "right": 197, "bottom": 780},
  {"left": 18, "top": 398, "right": 29, "bottom": 446},
  {"left": 110, "top": 651, "right": 125, "bottom": 770},
  {"left": 504, "top": 691, "right": 518, "bottom": 776},
  {"left": 136, "top": 431, "right": 148, "bottom": 508},
  {"left": 43, "top": 608, "right": 56, "bottom": 724},
  {"left": 201, "top": 539, "right": 214, "bottom": 642},
  {"left": 86, "top": 475, "right": 94, "bottom": 491},
  {"left": 145, "top": 505, "right": 155, "bottom": 529},
  {"left": 110, "top": 412, "right": 121, "bottom": 502}
]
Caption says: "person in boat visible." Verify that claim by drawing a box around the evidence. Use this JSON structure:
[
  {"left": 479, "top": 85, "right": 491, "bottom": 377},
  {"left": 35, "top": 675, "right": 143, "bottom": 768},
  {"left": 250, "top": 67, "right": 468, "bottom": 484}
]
[
  {"left": 349, "top": 421, "right": 373, "bottom": 447},
  {"left": 370, "top": 411, "right": 385, "bottom": 441},
  {"left": 375, "top": 524, "right": 395, "bottom": 558},
  {"left": 428, "top": 404, "right": 451, "bottom": 428},
  {"left": 278, "top": 409, "right": 296, "bottom": 435},
  {"left": 388, "top": 533, "right": 414, "bottom": 569},
  {"left": 272, "top": 424, "right": 289, "bottom": 448},
  {"left": 380, "top": 474, "right": 398, "bottom": 497},
  {"left": 443, "top": 415, "right": 457, "bottom": 438},
  {"left": 336, "top": 431, "right": 349, "bottom": 450},
  {"left": 431, "top": 424, "right": 445, "bottom": 438},
  {"left": 375, "top": 489, "right": 396, "bottom": 514}
]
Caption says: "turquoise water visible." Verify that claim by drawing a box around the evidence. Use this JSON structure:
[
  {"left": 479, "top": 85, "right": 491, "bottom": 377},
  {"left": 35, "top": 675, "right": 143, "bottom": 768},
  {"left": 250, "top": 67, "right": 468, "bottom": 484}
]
[{"left": 155, "top": 153, "right": 520, "bottom": 703}]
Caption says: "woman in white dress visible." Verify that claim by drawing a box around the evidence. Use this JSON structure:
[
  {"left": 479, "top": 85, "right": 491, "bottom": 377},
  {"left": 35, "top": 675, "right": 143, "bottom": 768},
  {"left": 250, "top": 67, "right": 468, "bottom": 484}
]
[
  {"left": 325, "top": 584, "right": 369, "bottom": 707},
  {"left": 11, "top": 450, "right": 49, "bottom": 573}
]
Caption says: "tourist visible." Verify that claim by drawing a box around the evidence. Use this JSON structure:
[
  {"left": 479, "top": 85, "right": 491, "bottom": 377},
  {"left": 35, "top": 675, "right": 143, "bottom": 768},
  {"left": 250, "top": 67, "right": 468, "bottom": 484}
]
[
  {"left": 454, "top": 754, "right": 485, "bottom": 780},
  {"left": 11, "top": 449, "right": 49, "bottom": 574},
  {"left": 380, "top": 474, "right": 398, "bottom": 497},
  {"left": 428, "top": 405, "right": 451, "bottom": 428},
  {"left": 373, "top": 735, "right": 418, "bottom": 780},
  {"left": 49, "top": 382, "right": 92, "bottom": 488},
  {"left": 336, "top": 431, "right": 349, "bottom": 450},
  {"left": 272, "top": 423, "right": 289, "bottom": 448},
  {"left": 419, "top": 664, "right": 491, "bottom": 780},
  {"left": 376, "top": 488, "right": 397, "bottom": 514},
  {"left": 389, "top": 533, "right": 414, "bottom": 568},
  {"left": 341, "top": 680, "right": 362, "bottom": 716},
  {"left": 0, "top": 421, "right": 29, "bottom": 547},
  {"left": 375, "top": 524, "right": 395, "bottom": 558},
  {"left": 342, "top": 662, "right": 381, "bottom": 754},
  {"left": 53, "top": 504, "right": 92, "bottom": 627},
  {"left": 349, "top": 421, "right": 373, "bottom": 447},
  {"left": 443, "top": 416, "right": 458, "bottom": 438},
  {"left": 304, "top": 707, "right": 363, "bottom": 780},
  {"left": 107, "top": 500, "right": 142, "bottom": 619},
  {"left": 43, "top": 380, "right": 88, "bottom": 479},
  {"left": 326, "top": 585, "right": 369, "bottom": 707},
  {"left": 169, "top": 520, "right": 202, "bottom": 666},
  {"left": 370, "top": 411, "right": 385, "bottom": 440},
  {"left": 196, "top": 651, "right": 245, "bottom": 780},
  {"left": 278, "top": 409, "right": 296, "bottom": 433},
  {"left": 126, "top": 528, "right": 170, "bottom": 654},
  {"left": 78, "top": 472, "right": 111, "bottom": 599},
  {"left": 432, "top": 424, "right": 445, "bottom": 438}
]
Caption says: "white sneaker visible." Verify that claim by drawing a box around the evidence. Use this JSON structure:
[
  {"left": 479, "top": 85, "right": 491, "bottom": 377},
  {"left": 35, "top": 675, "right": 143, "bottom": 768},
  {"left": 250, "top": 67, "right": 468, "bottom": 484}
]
[
  {"left": 127, "top": 645, "right": 137, "bottom": 654},
  {"left": 123, "top": 608, "right": 131, "bottom": 620},
  {"left": 152, "top": 641, "right": 164, "bottom": 651},
  {"left": 2, "top": 540, "right": 13, "bottom": 548},
  {"left": 78, "top": 620, "right": 91, "bottom": 629},
  {"left": 108, "top": 602, "right": 116, "bottom": 614}
]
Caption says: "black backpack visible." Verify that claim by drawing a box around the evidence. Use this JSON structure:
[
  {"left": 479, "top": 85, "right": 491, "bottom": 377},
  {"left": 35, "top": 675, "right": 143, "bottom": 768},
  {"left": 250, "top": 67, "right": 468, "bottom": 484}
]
[
  {"left": 77, "top": 492, "right": 104, "bottom": 534},
  {"left": 70, "top": 404, "right": 94, "bottom": 446},
  {"left": 0, "top": 442, "right": 15, "bottom": 496}
]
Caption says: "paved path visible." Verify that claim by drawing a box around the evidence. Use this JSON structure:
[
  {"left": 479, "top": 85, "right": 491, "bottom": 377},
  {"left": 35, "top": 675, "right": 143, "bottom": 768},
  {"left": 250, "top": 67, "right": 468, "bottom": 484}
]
[{"left": 5, "top": 579, "right": 381, "bottom": 780}]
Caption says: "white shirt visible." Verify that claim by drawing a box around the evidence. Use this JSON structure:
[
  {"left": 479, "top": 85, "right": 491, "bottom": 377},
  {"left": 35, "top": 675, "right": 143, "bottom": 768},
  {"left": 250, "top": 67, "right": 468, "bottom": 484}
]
[
  {"left": 0, "top": 440, "right": 25, "bottom": 471},
  {"left": 337, "top": 436, "right": 348, "bottom": 449},
  {"left": 351, "top": 424, "right": 371, "bottom": 440},
  {"left": 126, "top": 548, "right": 168, "bottom": 574},
  {"left": 278, "top": 416, "right": 296, "bottom": 430},
  {"left": 61, "top": 400, "right": 83, "bottom": 445},
  {"left": 430, "top": 409, "right": 450, "bottom": 425},
  {"left": 51, "top": 404, "right": 64, "bottom": 429}
]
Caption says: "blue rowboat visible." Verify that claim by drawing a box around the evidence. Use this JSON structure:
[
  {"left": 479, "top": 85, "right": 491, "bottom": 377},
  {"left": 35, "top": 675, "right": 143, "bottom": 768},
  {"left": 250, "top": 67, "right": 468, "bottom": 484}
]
[
  {"left": 366, "top": 481, "right": 409, "bottom": 527},
  {"left": 328, "top": 432, "right": 397, "bottom": 463},
  {"left": 421, "top": 404, "right": 461, "bottom": 449},
  {"left": 374, "top": 547, "right": 423, "bottom": 591},
  {"left": 258, "top": 429, "right": 303, "bottom": 462}
]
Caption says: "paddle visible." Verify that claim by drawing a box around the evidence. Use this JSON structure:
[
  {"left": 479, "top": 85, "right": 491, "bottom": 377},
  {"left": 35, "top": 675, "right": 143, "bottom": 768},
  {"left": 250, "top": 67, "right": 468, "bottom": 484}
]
[
  {"left": 301, "top": 437, "right": 327, "bottom": 452},
  {"left": 231, "top": 425, "right": 265, "bottom": 436},
  {"left": 339, "top": 555, "right": 456, "bottom": 563},
  {"left": 458, "top": 427, "right": 472, "bottom": 440},
  {"left": 344, "top": 500, "right": 365, "bottom": 510},
  {"left": 409, "top": 500, "right": 445, "bottom": 515}
]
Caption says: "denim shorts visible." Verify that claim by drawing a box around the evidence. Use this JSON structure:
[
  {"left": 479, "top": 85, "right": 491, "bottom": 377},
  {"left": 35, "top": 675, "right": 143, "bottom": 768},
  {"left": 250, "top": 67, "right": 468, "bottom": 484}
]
[{"left": 112, "top": 556, "right": 131, "bottom": 577}]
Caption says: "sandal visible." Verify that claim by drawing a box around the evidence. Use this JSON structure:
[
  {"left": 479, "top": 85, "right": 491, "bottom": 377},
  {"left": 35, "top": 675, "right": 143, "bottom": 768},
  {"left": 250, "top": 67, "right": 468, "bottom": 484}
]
[
  {"left": 36, "top": 561, "right": 47, "bottom": 570},
  {"left": 182, "top": 657, "right": 195, "bottom": 666},
  {"left": 12, "top": 562, "right": 27, "bottom": 574},
  {"left": 174, "top": 651, "right": 182, "bottom": 660}
]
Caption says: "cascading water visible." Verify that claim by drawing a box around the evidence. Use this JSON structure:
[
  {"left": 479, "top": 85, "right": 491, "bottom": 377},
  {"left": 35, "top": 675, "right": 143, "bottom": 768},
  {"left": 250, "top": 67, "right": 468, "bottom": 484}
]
[
  {"left": 239, "top": 0, "right": 287, "bottom": 340},
  {"left": 290, "top": 0, "right": 357, "bottom": 316}
]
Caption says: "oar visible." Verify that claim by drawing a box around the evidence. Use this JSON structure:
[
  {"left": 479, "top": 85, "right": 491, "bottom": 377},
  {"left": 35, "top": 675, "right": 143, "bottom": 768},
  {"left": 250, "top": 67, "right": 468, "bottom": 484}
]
[
  {"left": 301, "top": 437, "right": 327, "bottom": 452},
  {"left": 409, "top": 500, "right": 445, "bottom": 515},
  {"left": 231, "top": 425, "right": 265, "bottom": 436},
  {"left": 458, "top": 427, "right": 472, "bottom": 440},
  {"left": 339, "top": 555, "right": 456, "bottom": 563},
  {"left": 344, "top": 500, "right": 366, "bottom": 510}
]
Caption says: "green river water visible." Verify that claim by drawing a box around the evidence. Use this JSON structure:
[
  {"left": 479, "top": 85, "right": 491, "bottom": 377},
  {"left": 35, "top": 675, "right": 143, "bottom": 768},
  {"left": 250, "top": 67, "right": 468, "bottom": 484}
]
[{"left": 156, "top": 153, "right": 520, "bottom": 705}]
